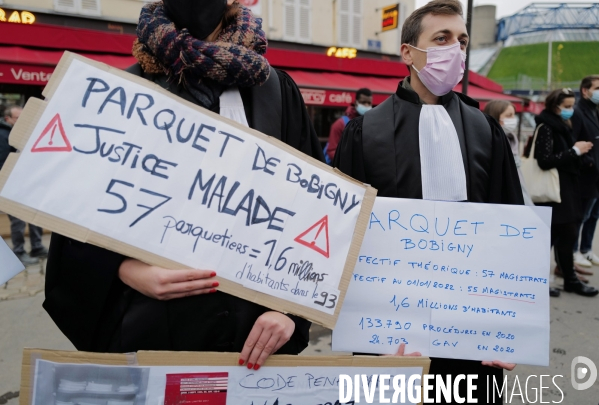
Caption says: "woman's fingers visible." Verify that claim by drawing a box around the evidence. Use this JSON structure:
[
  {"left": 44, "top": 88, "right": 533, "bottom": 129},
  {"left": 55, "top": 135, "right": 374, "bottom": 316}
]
[
  {"left": 164, "top": 269, "right": 217, "bottom": 284},
  {"left": 239, "top": 312, "right": 295, "bottom": 370},
  {"left": 252, "top": 334, "right": 281, "bottom": 370},
  {"left": 239, "top": 323, "right": 264, "bottom": 367},
  {"left": 245, "top": 329, "right": 273, "bottom": 370},
  {"left": 163, "top": 287, "right": 218, "bottom": 300},
  {"left": 162, "top": 278, "right": 219, "bottom": 295}
]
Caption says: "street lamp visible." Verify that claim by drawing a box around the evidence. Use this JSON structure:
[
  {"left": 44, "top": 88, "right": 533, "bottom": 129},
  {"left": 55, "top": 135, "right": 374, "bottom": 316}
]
[{"left": 462, "top": 0, "right": 473, "bottom": 96}]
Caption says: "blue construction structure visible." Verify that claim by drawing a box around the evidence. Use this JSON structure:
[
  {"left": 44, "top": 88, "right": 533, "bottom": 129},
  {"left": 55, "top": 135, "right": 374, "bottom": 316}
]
[{"left": 497, "top": 3, "right": 599, "bottom": 43}]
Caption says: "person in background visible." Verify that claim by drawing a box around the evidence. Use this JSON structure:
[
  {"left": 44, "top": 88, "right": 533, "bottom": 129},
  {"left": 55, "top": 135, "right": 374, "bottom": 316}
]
[
  {"left": 572, "top": 75, "right": 599, "bottom": 268},
  {"left": 484, "top": 100, "right": 533, "bottom": 205},
  {"left": 44, "top": 0, "right": 321, "bottom": 368},
  {"left": 0, "top": 105, "right": 48, "bottom": 265},
  {"left": 531, "top": 88, "right": 598, "bottom": 297},
  {"left": 324, "top": 88, "right": 372, "bottom": 163}
]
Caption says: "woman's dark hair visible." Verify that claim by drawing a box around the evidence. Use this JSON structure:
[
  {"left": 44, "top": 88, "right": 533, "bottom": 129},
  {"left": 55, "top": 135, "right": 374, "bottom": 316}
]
[
  {"left": 483, "top": 100, "right": 513, "bottom": 122},
  {"left": 545, "top": 88, "right": 575, "bottom": 113},
  {"left": 223, "top": 1, "right": 241, "bottom": 29}
]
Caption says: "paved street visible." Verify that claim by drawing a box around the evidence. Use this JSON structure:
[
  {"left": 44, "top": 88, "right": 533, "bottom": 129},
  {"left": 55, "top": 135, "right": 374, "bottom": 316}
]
[{"left": 2, "top": 234, "right": 599, "bottom": 404}]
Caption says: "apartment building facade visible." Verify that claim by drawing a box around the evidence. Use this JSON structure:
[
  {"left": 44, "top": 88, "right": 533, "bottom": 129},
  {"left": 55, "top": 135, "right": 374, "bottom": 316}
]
[
  {"left": 1, "top": 0, "right": 523, "bottom": 140},
  {"left": 0, "top": 0, "right": 414, "bottom": 53}
]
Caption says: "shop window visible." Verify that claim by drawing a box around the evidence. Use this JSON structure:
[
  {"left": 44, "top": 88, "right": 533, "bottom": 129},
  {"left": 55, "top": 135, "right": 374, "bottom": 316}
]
[
  {"left": 338, "top": 0, "right": 362, "bottom": 48},
  {"left": 283, "top": 0, "right": 311, "bottom": 43},
  {"left": 54, "top": 0, "right": 101, "bottom": 16}
]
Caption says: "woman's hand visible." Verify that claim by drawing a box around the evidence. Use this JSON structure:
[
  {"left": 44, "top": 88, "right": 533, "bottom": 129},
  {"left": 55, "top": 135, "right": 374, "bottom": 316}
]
[
  {"left": 239, "top": 311, "right": 296, "bottom": 370},
  {"left": 482, "top": 360, "right": 516, "bottom": 371},
  {"left": 118, "top": 259, "right": 218, "bottom": 300},
  {"left": 384, "top": 343, "right": 422, "bottom": 357},
  {"left": 575, "top": 141, "right": 593, "bottom": 154}
]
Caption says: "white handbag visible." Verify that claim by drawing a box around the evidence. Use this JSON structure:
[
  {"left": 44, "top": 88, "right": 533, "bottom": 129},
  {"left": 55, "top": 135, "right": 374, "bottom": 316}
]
[{"left": 521, "top": 123, "right": 561, "bottom": 203}]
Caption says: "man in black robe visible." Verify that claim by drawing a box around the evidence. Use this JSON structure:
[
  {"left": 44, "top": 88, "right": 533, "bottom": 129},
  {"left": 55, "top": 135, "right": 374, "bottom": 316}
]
[
  {"left": 44, "top": 0, "right": 322, "bottom": 369},
  {"left": 334, "top": 0, "right": 523, "bottom": 403}
]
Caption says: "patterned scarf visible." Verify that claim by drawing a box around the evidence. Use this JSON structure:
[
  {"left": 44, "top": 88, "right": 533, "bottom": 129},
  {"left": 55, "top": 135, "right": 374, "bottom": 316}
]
[{"left": 133, "top": 1, "right": 270, "bottom": 108}]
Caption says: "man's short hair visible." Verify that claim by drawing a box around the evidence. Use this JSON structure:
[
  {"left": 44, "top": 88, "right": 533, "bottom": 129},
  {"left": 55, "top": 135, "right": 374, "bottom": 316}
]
[
  {"left": 580, "top": 75, "right": 599, "bottom": 95},
  {"left": 356, "top": 88, "right": 372, "bottom": 100},
  {"left": 401, "top": 0, "right": 464, "bottom": 46},
  {"left": 3, "top": 104, "right": 21, "bottom": 119}
]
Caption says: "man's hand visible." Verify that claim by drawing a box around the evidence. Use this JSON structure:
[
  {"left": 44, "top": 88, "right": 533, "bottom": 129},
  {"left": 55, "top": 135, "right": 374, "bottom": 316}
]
[
  {"left": 482, "top": 360, "right": 516, "bottom": 371},
  {"left": 239, "top": 312, "right": 296, "bottom": 370},
  {"left": 118, "top": 259, "right": 218, "bottom": 300},
  {"left": 384, "top": 343, "right": 422, "bottom": 357}
]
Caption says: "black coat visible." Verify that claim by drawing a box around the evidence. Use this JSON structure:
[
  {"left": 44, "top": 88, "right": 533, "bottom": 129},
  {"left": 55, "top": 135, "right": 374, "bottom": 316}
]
[
  {"left": 534, "top": 109, "right": 584, "bottom": 224},
  {"left": 572, "top": 97, "right": 599, "bottom": 198},
  {"left": 44, "top": 64, "right": 324, "bottom": 354},
  {"left": 0, "top": 119, "right": 16, "bottom": 170}
]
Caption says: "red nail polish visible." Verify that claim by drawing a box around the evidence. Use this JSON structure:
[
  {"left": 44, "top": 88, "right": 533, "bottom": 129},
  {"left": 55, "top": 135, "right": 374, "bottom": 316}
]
[
  {"left": 238, "top": 359, "right": 245, "bottom": 366},
  {"left": 210, "top": 289, "right": 217, "bottom": 293},
  {"left": 254, "top": 364, "right": 260, "bottom": 371},
  {"left": 247, "top": 363, "right": 253, "bottom": 369},
  {"left": 212, "top": 282, "right": 220, "bottom": 287},
  {"left": 211, "top": 272, "right": 217, "bottom": 277}
]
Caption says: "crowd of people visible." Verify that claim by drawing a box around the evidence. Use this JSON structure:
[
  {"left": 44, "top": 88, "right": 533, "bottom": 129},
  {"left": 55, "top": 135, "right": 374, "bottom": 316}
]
[
  {"left": 0, "top": 0, "right": 597, "bottom": 403},
  {"left": 483, "top": 77, "right": 599, "bottom": 298}
]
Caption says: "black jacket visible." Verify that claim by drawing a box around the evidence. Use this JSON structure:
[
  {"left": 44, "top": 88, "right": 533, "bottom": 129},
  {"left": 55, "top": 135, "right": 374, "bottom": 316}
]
[
  {"left": 572, "top": 98, "right": 599, "bottom": 198},
  {"left": 0, "top": 119, "right": 16, "bottom": 170},
  {"left": 44, "top": 64, "right": 323, "bottom": 353},
  {"left": 534, "top": 109, "right": 584, "bottom": 224},
  {"left": 334, "top": 81, "right": 523, "bottom": 405}
]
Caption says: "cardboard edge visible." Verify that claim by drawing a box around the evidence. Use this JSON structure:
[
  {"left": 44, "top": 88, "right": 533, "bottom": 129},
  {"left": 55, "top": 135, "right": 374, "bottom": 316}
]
[
  {"left": 9, "top": 98, "right": 47, "bottom": 151},
  {"left": 42, "top": 52, "right": 75, "bottom": 100},
  {"left": 327, "top": 185, "right": 378, "bottom": 327},
  {"left": 137, "top": 351, "right": 431, "bottom": 370}
]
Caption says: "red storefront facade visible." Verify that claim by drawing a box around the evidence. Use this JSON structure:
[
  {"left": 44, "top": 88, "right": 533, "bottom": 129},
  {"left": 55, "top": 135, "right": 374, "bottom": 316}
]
[{"left": 0, "top": 20, "right": 523, "bottom": 141}]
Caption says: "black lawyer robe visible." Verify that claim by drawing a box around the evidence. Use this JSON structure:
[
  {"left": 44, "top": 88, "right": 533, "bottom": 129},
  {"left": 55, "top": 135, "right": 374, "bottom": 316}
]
[
  {"left": 334, "top": 81, "right": 524, "bottom": 404},
  {"left": 43, "top": 65, "right": 324, "bottom": 354}
]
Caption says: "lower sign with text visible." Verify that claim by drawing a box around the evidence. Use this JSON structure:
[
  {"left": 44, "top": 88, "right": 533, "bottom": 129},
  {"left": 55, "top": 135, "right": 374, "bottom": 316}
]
[{"left": 332, "top": 197, "right": 552, "bottom": 366}]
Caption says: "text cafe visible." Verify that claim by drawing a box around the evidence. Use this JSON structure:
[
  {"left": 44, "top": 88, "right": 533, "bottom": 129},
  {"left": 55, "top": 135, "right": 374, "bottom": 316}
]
[{"left": 0, "top": 15, "right": 522, "bottom": 146}]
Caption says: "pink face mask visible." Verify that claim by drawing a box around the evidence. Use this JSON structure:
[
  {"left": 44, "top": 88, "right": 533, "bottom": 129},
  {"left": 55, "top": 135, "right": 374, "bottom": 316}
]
[{"left": 409, "top": 42, "right": 466, "bottom": 97}]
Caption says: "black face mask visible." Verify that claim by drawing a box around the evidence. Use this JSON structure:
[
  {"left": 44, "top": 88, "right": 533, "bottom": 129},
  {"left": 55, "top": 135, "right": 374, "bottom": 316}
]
[{"left": 163, "top": 0, "right": 228, "bottom": 40}]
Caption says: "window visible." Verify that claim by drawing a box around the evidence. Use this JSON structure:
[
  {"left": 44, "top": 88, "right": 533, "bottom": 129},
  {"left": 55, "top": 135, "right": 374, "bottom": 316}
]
[
  {"left": 283, "top": 0, "right": 311, "bottom": 43},
  {"left": 338, "top": 0, "right": 362, "bottom": 48},
  {"left": 54, "top": 0, "right": 100, "bottom": 16}
]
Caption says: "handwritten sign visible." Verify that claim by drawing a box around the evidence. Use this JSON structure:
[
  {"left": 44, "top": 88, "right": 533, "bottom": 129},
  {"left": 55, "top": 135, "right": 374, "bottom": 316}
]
[
  {"left": 26, "top": 350, "right": 429, "bottom": 405},
  {"left": 332, "top": 197, "right": 552, "bottom": 366},
  {"left": 0, "top": 52, "right": 375, "bottom": 328},
  {"left": 0, "top": 238, "right": 24, "bottom": 284}
]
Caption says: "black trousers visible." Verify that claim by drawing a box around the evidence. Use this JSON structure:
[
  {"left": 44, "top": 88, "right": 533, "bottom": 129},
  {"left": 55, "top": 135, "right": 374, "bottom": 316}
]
[
  {"left": 552, "top": 221, "right": 579, "bottom": 281},
  {"left": 8, "top": 215, "right": 43, "bottom": 255}
]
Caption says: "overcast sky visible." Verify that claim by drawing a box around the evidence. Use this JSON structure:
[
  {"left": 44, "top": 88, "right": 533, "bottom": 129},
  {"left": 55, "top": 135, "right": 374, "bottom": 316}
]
[{"left": 414, "top": 0, "right": 588, "bottom": 19}]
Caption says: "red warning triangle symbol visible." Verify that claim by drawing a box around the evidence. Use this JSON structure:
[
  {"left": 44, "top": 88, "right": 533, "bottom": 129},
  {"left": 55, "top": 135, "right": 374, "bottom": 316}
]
[
  {"left": 31, "top": 113, "right": 72, "bottom": 153},
  {"left": 294, "top": 215, "right": 330, "bottom": 258}
]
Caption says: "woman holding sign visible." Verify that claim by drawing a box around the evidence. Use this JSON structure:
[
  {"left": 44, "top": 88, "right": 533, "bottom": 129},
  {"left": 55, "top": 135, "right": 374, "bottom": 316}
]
[{"left": 44, "top": 0, "right": 323, "bottom": 369}]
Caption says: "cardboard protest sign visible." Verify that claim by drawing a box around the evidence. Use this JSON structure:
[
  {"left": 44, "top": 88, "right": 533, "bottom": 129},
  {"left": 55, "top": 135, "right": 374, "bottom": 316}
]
[
  {"left": 21, "top": 349, "right": 430, "bottom": 405},
  {"left": 0, "top": 52, "right": 376, "bottom": 328},
  {"left": 332, "top": 197, "right": 552, "bottom": 366},
  {"left": 0, "top": 238, "right": 25, "bottom": 284}
]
